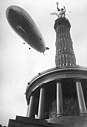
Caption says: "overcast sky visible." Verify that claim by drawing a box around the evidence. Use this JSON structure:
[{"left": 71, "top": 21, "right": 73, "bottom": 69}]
[{"left": 0, "top": 0, "right": 87, "bottom": 126}]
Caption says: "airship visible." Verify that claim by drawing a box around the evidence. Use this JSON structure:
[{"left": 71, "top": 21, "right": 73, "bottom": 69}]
[{"left": 6, "top": 5, "right": 49, "bottom": 53}]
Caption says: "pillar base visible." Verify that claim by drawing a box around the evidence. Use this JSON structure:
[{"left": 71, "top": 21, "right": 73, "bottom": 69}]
[{"left": 56, "top": 114, "right": 63, "bottom": 117}]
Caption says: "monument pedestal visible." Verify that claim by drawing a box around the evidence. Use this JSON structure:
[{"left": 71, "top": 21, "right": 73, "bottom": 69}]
[{"left": 8, "top": 116, "right": 66, "bottom": 127}]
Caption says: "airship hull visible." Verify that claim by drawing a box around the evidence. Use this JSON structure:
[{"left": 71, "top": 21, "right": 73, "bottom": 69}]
[{"left": 6, "top": 5, "right": 46, "bottom": 53}]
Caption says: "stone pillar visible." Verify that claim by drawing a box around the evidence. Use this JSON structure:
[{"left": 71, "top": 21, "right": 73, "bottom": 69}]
[
  {"left": 76, "top": 81, "right": 87, "bottom": 114},
  {"left": 56, "top": 82, "right": 63, "bottom": 116},
  {"left": 26, "top": 105, "right": 29, "bottom": 117},
  {"left": 27, "top": 95, "right": 35, "bottom": 118},
  {"left": 38, "top": 87, "right": 44, "bottom": 119}
]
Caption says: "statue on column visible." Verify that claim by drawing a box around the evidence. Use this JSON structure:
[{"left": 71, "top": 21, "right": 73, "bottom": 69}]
[{"left": 50, "top": 2, "right": 66, "bottom": 18}]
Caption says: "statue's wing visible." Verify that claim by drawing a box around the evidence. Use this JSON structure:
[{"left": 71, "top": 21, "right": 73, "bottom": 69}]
[{"left": 50, "top": 12, "right": 58, "bottom": 17}]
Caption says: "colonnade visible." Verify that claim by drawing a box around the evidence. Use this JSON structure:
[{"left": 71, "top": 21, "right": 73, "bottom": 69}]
[{"left": 26, "top": 80, "right": 87, "bottom": 119}]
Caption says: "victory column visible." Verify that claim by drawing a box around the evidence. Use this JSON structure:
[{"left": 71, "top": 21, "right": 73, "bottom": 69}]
[{"left": 7, "top": 3, "right": 87, "bottom": 127}]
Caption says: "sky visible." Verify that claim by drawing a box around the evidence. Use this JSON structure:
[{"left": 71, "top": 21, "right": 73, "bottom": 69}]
[{"left": 0, "top": 0, "right": 87, "bottom": 126}]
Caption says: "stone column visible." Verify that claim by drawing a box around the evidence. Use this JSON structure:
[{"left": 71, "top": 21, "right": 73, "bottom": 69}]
[
  {"left": 76, "top": 81, "right": 87, "bottom": 114},
  {"left": 38, "top": 87, "right": 44, "bottom": 119},
  {"left": 56, "top": 82, "right": 63, "bottom": 116},
  {"left": 27, "top": 95, "right": 35, "bottom": 118},
  {"left": 26, "top": 105, "right": 29, "bottom": 117}
]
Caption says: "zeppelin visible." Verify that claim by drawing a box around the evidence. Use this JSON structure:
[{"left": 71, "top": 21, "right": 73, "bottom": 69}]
[{"left": 6, "top": 5, "right": 47, "bottom": 53}]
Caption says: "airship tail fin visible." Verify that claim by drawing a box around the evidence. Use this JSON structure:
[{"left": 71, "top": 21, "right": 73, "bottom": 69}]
[
  {"left": 46, "top": 47, "right": 49, "bottom": 50},
  {"left": 42, "top": 47, "right": 49, "bottom": 55}
]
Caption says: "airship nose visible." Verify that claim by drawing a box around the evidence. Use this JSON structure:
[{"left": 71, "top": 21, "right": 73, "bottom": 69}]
[
  {"left": 6, "top": 6, "right": 17, "bottom": 21},
  {"left": 6, "top": 7, "right": 10, "bottom": 19},
  {"left": 6, "top": 6, "right": 13, "bottom": 22}
]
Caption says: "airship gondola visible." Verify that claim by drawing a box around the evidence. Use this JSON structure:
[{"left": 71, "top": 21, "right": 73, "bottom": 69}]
[{"left": 6, "top": 5, "right": 47, "bottom": 53}]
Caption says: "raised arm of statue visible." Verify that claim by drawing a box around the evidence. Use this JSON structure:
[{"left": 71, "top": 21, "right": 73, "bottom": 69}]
[
  {"left": 56, "top": 2, "right": 60, "bottom": 11},
  {"left": 50, "top": 2, "right": 66, "bottom": 18}
]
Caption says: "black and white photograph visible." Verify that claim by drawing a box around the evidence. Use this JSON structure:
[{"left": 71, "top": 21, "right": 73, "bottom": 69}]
[{"left": 0, "top": 0, "right": 87, "bottom": 126}]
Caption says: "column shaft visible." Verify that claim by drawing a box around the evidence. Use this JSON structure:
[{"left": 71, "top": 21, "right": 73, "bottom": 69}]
[
  {"left": 76, "top": 81, "right": 87, "bottom": 114},
  {"left": 27, "top": 95, "right": 35, "bottom": 118},
  {"left": 56, "top": 82, "right": 63, "bottom": 116},
  {"left": 38, "top": 87, "right": 44, "bottom": 119},
  {"left": 26, "top": 105, "right": 29, "bottom": 117}
]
